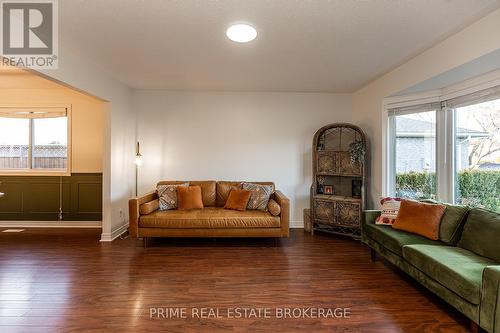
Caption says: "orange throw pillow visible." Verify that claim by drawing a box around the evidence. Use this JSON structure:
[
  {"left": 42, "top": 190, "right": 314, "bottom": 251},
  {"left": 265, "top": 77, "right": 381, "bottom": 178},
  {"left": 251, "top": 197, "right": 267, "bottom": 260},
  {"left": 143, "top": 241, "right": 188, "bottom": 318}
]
[
  {"left": 392, "top": 200, "right": 446, "bottom": 240},
  {"left": 177, "top": 186, "right": 204, "bottom": 210},
  {"left": 224, "top": 189, "right": 252, "bottom": 211}
]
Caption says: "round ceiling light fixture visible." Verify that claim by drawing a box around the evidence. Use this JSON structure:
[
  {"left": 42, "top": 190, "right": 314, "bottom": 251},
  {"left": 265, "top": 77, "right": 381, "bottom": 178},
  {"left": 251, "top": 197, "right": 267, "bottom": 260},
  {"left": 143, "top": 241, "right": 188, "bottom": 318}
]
[{"left": 226, "top": 24, "right": 257, "bottom": 43}]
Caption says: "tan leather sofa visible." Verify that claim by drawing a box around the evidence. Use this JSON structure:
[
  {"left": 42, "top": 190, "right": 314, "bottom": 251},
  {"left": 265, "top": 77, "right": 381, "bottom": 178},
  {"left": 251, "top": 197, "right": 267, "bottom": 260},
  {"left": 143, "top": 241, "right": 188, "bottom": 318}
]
[{"left": 129, "top": 181, "right": 290, "bottom": 241}]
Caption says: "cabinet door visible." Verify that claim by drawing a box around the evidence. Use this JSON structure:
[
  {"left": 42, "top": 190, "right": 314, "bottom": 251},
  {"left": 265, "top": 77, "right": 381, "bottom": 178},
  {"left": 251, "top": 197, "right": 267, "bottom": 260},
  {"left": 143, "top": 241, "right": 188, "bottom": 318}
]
[
  {"left": 336, "top": 151, "right": 362, "bottom": 176},
  {"left": 334, "top": 201, "right": 361, "bottom": 227},
  {"left": 313, "top": 199, "right": 335, "bottom": 224},
  {"left": 317, "top": 152, "right": 336, "bottom": 174}
]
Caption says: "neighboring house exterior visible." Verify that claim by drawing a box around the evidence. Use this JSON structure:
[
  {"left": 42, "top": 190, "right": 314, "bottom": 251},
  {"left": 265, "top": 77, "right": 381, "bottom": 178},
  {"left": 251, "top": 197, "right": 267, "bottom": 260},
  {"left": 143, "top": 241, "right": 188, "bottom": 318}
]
[
  {"left": 395, "top": 118, "right": 487, "bottom": 173},
  {"left": 478, "top": 162, "right": 500, "bottom": 170}
]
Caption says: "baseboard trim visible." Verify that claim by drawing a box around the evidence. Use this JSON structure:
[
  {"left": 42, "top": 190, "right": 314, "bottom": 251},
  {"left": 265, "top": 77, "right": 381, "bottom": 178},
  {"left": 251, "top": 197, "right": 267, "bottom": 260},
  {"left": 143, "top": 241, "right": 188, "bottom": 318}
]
[
  {"left": 0, "top": 221, "right": 101, "bottom": 228},
  {"left": 290, "top": 220, "right": 304, "bottom": 228},
  {"left": 100, "top": 222, "right": 128, "bottom": 242}
]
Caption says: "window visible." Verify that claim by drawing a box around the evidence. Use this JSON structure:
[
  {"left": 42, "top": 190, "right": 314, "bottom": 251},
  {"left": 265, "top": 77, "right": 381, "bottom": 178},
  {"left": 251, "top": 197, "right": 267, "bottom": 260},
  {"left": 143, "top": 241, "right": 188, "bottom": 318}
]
[
  {"left": 453, "top": 98, "right": 500, "bottom": 211},
  {"left": 0, "top": 107, "right": 69, "bottom": 174},
  {"left": 388, "top": 103, "right": 440, "bottom": 200},
  {"left": 0, "top": 118, "right": 29, "bottom": 169},
  {"left": 387, "top": 85, "right": 500, "bottom": 212},
  {"left": 393, "top": 111, "right": 437, "bottom": 200}
]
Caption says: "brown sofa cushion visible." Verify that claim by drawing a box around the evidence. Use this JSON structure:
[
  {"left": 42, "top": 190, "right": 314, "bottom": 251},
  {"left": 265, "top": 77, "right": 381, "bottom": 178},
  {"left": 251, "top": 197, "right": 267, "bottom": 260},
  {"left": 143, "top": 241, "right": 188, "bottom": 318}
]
[
  {"left": 267, "top": 199, "right": 281, "bottom": 216},
  {"left": 139, "top": 207, "right": 280, "bottom": 228},
  {"left": 157, "top": 180, "right": 216, "bottom": 206},
  {"left": 392, "top": 200, "right": 446, "bottom": 240},
  {"left": 139, "top": 199, "right": 159, "bottom": 215},
  {"left": 216, "top": 181, "right": 242, "bottom": 206},
  {"left": 224, "top": 189, "right": 252, "bottom": 211},
  {"left": 178, "top": 186, "right": 204, "bottom": 210}
]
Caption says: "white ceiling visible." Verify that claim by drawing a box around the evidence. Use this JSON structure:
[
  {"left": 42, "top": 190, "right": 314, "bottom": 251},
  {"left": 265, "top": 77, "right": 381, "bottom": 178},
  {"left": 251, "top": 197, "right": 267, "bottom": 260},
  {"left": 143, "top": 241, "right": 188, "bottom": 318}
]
[{"left": 59, "top": 0, "right": 500, "bottom": 92}]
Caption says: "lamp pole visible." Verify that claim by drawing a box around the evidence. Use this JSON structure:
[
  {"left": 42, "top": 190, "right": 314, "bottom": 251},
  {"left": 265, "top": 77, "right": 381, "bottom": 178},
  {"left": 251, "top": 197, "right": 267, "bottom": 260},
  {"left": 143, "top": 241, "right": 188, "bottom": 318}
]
[{"left": 135, "top": 141, "right": 142, "bottom": 197}]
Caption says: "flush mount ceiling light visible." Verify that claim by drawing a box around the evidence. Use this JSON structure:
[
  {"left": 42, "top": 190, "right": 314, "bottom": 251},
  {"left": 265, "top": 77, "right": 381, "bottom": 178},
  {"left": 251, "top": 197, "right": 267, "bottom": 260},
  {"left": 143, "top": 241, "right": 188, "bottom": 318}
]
[{"left": 226, "top": 24, "right": 257, "bottom": 43}]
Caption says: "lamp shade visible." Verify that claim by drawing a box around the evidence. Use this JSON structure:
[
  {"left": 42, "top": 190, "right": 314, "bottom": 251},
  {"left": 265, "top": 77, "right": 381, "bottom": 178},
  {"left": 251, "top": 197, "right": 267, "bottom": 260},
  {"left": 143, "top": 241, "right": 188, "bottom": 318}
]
[{"left": 135, "top": 153, "right": 143, "bottom": 167}]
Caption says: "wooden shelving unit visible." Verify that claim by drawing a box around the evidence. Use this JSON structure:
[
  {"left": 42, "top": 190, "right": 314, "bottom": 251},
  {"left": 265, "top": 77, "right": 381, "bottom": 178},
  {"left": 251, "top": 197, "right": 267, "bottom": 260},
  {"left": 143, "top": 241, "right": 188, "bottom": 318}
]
[
  {"left": 314, "top": 194, "right": 361, "bottom": 202},
  {"left": 310, "top": 123, "right": 367, "bottom": 240}
]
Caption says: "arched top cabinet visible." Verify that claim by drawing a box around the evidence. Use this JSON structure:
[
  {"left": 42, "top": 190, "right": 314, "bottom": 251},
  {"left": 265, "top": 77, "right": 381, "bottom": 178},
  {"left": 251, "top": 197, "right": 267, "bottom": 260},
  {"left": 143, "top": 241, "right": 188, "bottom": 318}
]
[{"left": 310, "top": 123, "right": 367, "bottom": 240}]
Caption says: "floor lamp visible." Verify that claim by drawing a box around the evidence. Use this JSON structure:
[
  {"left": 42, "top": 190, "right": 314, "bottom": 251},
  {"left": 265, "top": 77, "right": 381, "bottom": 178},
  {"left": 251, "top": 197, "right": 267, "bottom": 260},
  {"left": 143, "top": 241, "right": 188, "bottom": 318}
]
[{"left": 135, "top": 141, "right": 143, "bottom": 196}]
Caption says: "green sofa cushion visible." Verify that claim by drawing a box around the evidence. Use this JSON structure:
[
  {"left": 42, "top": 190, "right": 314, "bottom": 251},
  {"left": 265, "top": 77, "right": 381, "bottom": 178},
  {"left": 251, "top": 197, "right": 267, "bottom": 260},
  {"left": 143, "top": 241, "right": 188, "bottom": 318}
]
[
  {"left": 363, "top": 222, "right": 442, "bottom": 256},
  {"left": 421, "top": 199, "right": 469, "bottom": 245},
  {"left": 403, "top": 245, "right": 496, "bottom": 304},
  {"left": 459, "top": 208, "right": 500, "bottom": 262}
]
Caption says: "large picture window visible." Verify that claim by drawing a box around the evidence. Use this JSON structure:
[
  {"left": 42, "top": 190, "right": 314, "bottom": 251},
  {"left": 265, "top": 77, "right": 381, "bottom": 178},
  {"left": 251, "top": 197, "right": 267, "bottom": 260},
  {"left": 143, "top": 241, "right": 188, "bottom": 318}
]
[
  {"left": 0, "top": 107, "right": 69, "bottom": 174},
  {"left": 453, "top": 97, "right": 500, "bottom": 211},
  {"left": 387, "top": 87, "right": 500, "bottom": 212}
]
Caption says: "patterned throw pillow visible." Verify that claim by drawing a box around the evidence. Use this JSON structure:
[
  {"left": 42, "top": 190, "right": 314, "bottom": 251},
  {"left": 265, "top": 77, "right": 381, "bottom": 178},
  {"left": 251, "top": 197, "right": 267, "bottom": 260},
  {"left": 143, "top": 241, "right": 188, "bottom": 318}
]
[
  {"left": 242, "top": 183, "right": 273, "bottom": 211},
  {"left": 375, "top": 197, "right": 402, "bottom": 225},
  {"left": 157, "top": 183, "right": 189, "bottom": 210}
]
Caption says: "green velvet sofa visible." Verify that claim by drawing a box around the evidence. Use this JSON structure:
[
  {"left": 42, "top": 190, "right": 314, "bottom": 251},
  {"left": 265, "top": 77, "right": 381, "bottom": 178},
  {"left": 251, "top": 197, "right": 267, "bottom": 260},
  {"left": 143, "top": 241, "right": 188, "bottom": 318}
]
[{"left": 362, "top": 204, "right": 500, "bottom": 333}]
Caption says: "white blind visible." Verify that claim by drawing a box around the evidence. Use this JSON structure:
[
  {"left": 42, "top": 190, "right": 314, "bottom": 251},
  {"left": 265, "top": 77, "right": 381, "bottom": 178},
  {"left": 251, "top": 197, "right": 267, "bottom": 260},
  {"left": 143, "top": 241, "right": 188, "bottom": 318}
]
[
  {"left": 445, "top": 85, "right": 500, "bottom": 109},
  {"left": 0, "top": 107, "right": 67, "bottom": 119},
  {"left": 387, "top": 102, "right": 441, "bottom": 117}
]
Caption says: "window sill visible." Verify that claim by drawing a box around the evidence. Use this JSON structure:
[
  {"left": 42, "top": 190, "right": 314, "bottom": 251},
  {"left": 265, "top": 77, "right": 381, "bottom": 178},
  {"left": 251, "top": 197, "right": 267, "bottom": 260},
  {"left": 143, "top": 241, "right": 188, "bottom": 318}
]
[{"left": 0, "top": 169, "right": 70, "bottom": 177}]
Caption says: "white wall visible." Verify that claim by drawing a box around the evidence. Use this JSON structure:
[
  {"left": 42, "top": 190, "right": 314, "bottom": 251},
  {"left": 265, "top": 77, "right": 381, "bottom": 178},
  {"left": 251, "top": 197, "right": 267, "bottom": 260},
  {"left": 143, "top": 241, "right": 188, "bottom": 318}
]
[
  {"left": 38, "top": 37, "right": 135, "bottom": 240},
  {"left": 133, "top": 91, "right": 352, "bottom": 226},
  {"left": 352, "top": 7, "right": 500, "bottom": 208}
]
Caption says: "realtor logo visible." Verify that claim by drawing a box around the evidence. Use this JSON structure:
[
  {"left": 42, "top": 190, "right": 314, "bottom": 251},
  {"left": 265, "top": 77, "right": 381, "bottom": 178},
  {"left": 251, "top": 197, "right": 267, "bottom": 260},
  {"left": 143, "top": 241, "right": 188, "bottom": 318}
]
[{"left": 0, "top": 0, "right": 58, "bottom": 69}]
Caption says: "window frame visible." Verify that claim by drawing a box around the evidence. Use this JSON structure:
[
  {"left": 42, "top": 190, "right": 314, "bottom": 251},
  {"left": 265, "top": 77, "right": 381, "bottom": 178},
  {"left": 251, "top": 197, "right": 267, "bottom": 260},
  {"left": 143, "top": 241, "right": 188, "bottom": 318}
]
[
  {"left": 383, "top": 69, "right": 500, "bottom": 204},
  {"left": 0, "top": 104, "right": 72, "bottom": 176},
  {"left": 387, "top": 103, "right": 439, "bottom": 200}
]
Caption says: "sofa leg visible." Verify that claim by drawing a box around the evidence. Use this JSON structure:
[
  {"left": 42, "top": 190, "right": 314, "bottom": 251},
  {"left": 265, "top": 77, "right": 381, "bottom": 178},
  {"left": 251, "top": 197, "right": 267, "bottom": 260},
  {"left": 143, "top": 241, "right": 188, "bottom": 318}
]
[
  {"left": 143, "top": 237, "right": 147, "bottom": 249},
  {"left": 470, "top": 320, "right": 480, "bottom": 333},
  {"left": 274, "top": 238, "right": 279, "bottom": 247},
  {"left": 370, "top": 248, "right": 377, "bottom": 262}
]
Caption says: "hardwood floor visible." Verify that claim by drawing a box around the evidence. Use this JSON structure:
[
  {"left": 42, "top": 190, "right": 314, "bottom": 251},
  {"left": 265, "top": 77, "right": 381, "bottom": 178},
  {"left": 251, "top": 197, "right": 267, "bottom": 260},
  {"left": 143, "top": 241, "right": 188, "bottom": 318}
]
[{"left": 0, "top": 228, "right": 470, "bottom": 332}]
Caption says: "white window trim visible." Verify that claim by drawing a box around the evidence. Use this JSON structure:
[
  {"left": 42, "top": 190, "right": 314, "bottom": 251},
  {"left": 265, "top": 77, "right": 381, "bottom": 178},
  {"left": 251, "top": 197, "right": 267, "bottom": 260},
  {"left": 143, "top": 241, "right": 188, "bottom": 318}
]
[
  {"left": 0, "top": 104, "right": 72, "bottom": 176},
  {"left": 382, "top": 68, "right": 500, "bottom": 201}
]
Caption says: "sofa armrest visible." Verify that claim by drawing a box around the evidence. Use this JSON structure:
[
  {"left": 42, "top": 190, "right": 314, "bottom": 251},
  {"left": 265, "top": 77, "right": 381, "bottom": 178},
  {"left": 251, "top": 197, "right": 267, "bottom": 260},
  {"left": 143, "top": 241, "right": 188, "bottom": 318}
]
[
  {"left": 128, "top": 191, "right": 158, "bottom": 238},
  {"left": 362, "top": 210, "right": 381, "bottom": 225},
  {"left": 480, "top": 265, "right": 500, "bottom": 333},
  {"left": 273, "top": 190, "right": 289, "bottom": 237},
  {"left": 361, "top": 210, "right": 381, "bottom": 242}
]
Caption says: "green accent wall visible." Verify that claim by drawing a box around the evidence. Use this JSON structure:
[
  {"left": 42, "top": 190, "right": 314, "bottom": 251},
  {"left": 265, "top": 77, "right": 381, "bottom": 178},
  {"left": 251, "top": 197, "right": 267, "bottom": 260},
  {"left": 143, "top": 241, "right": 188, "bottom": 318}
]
[{"left": 0, "top": 173, "right": 102, "bottom": 221}]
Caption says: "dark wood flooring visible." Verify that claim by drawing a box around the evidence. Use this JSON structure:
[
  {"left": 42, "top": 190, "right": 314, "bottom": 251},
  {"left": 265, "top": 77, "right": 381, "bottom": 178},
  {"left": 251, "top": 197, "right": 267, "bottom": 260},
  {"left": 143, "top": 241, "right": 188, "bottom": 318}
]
[{"left": 0, "top": 228, "right": 470, "bottom": 332}]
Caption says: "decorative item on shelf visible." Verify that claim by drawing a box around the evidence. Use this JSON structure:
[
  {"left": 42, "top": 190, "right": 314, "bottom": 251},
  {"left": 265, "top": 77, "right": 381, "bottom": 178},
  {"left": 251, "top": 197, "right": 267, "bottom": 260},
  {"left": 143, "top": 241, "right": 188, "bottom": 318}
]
[
  {"left": 352, "top": 179, "right": 362, "bottom": 199},
  {"left": 310, "top": 123, "right": 367, "bottom": 240},
  {"left": 317, "top": 143, "right": 324, "bottom": 151},
  {"left": 348, "top": 140, "right": 365, "bottom": 165},
  {"left": 324, "top": 185, "right": 333, "bottom": 195},
  {"left": 317, "top": 135, "right": 325, "bottom": 151},
  {"left": 317, "top": 176, "right": 325, "bottom": 194}
]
